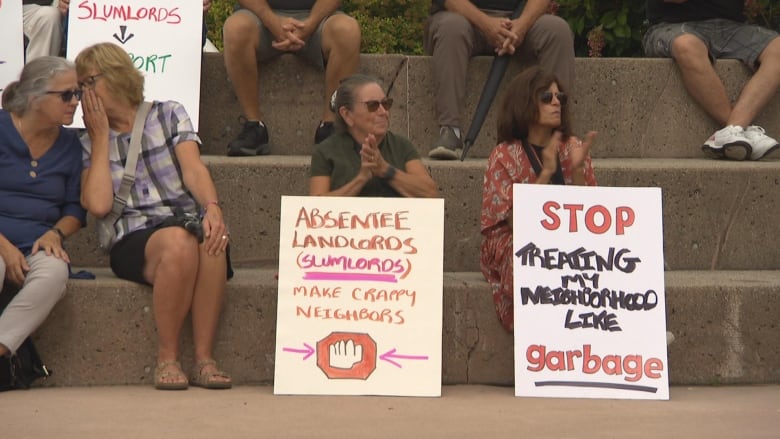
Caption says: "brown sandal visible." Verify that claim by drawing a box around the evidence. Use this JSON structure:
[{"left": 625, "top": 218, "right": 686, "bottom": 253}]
[
  {"left": 154, "top": 360, "right": 189, "bottom": 390},
  {"left": 190, "top": 359, "right": 232, "bottom": 389}
]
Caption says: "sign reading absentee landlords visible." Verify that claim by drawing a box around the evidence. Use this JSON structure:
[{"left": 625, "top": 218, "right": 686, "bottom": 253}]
[
  {"left": 275, "top": 196, "right": 444, "bottom": 397},
  {"left": 513, "top": 184, "right": 669, "bottom": 400}
]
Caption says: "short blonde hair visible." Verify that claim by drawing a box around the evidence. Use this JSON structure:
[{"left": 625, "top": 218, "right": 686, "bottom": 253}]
[{"left": 75, "top": 42, "right": 144, "bottom": 107}]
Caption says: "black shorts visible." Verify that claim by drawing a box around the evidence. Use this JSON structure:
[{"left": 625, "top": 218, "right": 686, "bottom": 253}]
[{"left": 110, "top": 223, "right": 233, "bottom": 285}]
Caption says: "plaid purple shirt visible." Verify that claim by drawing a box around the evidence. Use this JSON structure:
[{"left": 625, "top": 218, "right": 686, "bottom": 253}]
[{"left": 81, "top": 101, "right": 200, "bottom": 244}]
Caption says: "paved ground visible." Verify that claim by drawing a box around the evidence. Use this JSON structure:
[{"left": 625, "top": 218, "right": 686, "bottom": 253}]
[{"left": 2, "top": 385, "right": 779, "bottom": 438}]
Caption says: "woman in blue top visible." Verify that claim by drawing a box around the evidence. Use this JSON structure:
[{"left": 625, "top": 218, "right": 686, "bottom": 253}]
[{"left": 0, "top": 56, "right": 86, "bottom": 359}]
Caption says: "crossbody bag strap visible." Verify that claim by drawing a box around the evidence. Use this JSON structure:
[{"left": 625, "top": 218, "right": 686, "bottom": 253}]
[
  {"left": 520, "top": 138, "right": 566, "bottom": 186},
  {"left": 108, "top": 101, "right": 153, "bottom": 219}
]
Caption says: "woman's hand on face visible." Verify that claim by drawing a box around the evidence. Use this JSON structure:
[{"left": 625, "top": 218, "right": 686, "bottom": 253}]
[
  {"left": 541, "top": 131, "right": 563, "bottom": 173},
  {"left": 200, "top": 206, "right": 228, "bottom": 257},
  {"left": 0, "top": 241, "right": 29, "bottom": 286},
  {"left": 570, "top": 131, "right": 596, "bottom": 170},
  {"left": 81, "top": 88, "right": 109, "bottom": 142},
  {"left": 31, "top": 230, "right": 70, "bottom": 263}
]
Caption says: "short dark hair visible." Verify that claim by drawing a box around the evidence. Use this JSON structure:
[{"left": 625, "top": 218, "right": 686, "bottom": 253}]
[{"left": 496, "top": 66, "right": 572, "bottom": 144}]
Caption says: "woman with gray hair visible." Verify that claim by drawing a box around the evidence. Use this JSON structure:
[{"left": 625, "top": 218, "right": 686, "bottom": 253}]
[
  {"left": 309, "top": 74, "right": 438, "bottom": 198},
  {"left": 0, "top": 56, "right": 86, "bottom": 359}
]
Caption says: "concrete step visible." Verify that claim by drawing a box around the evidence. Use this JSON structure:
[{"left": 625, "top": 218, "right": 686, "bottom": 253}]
[
  {"left": 65, "top": 157, "right": 780, "bottom": 272},
  {"left": 3, "top": 385, "right": 780, "bottom": 438},
  {"left": 32, "top": 268, "right": 780, "bottom": 387},
  {"left": 197, "top": 54, "right": 780, "bottom": 159}
]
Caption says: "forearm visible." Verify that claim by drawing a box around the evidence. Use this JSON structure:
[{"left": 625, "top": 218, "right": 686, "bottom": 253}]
[
  {"left": 80, "top": 145, "right": 115, "bottom": 218},
  {"left": 182, "top": 164, "right": 220, "bottom": 208},
  {"left": 514, "top": 0, "right": 550, "bottom": 35},
  {"left": 52, "top": 215, "right": 82, "bottom": 238},
  {"left": 386, "top": 168, "right": 439, "bottom": 198},
  {"left": 443, "top": 0, "right": 491, "bottom": 29},
  {"left": 570, "top": 166, "right": 587, "bottom": 186},
  {"left": 308, "top": 0, "right": 340, "bottom": 28},
  {"left": 310, "top": 174, "right": 370, "bottom": 197},
  {"left": 238, "top": 0, "right": 277, "bottom": 26}
]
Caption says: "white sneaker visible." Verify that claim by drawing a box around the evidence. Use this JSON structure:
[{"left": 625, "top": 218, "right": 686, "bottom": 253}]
[
  {"left": 743, "top": 126, "right": 779, "bottom": 160},
  {"left": 702, "top": 125, "right": 751, "bottom": 161}
]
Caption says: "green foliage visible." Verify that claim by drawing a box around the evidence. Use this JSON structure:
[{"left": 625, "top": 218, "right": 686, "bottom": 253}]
[
  {"left": 342, "top": 0, "right": 428, "bottom": 54},
  {"left": 745, "top": 0, "right": 780, "bottom": 31},
  {"left": 206, "top": 0, "right": 234, "bottom": 51},
  {"left": 555, "top": 0, "right": 647, "bottom": 57}
]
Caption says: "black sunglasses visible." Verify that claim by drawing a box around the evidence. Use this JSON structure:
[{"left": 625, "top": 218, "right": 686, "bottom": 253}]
[
  {"left": 360, "top": 98, "right": 393, "bottom": 112},
  {"left": 45, "top": 88, "right": 82, "bottom": 103},
  {"left": 540, "top": 91, "right": 567, "bottom": 106}
]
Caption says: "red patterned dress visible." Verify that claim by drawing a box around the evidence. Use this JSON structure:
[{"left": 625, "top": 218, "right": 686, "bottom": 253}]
[{"left": 480, "top": 138, "right": 597, "bottom": 332}]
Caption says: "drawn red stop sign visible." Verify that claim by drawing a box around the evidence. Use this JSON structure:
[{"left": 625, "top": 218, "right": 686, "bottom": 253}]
[{"left": 317, "top": 332, "right": 377, "bottom": 380}]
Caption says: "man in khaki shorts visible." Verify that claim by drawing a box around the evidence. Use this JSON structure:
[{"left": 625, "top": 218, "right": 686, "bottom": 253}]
[
  {"left": 643, "top": 0, "right": 780, "bottom": 161},
  {"left": 222, "top": 1, "right": 361, "bottom": 156}
]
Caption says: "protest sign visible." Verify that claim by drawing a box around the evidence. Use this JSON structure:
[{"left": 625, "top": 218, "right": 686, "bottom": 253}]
[
  {"left": 66, "top": 0, "right": 202, "bottom": 128},
  {"left": 0, "top": 0, "right": 24, "bottom": 108},
  {"left": 513, "top": 185, "right": 669, "bottom": 400},
  {"left": 275, "top": 196, "right": 444, "bottom": 396}
]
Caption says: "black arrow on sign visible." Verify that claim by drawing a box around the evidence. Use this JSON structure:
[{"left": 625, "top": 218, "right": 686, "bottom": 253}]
[{"left": 113, "top": 26, "right": 135, "bottom": 45}]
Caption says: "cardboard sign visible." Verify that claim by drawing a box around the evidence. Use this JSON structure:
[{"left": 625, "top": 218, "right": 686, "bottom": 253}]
[
  {"left": 275, "top": 196, "right": 444, "bottom": 397},
  {"left": 513, "top": 185, "right": 669, "bottom": 400},
  {"left": 66, "top": 0, "right": 202, "bottom": 128},
  {"left": 0, "top": 0, "right": 24, "bottom": 108}
]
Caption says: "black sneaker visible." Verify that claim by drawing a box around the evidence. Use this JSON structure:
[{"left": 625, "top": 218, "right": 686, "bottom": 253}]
[
  {"left": 227, "top": 118, "right": 271, "bottom": 156},
  {"left": 314, "top": 121, "right": 335, "bottom": 144}
]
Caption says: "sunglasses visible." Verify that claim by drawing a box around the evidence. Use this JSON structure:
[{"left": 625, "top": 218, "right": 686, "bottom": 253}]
[
  {"left": 45, "top": 88, "right": 82, "bottom": 103},
  {"left": 78, "top": 73, "right": 103, "bottom": 89},
  {"left": 539, "top": 91, "right": 567, "bottom": 106},
  {"left": 360, "top": 98, "right": 393, "bottom": 112}
]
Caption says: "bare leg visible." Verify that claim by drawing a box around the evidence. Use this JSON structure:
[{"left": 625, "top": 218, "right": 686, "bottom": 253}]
[
  {"left": 671, "top": 34, "right": 732, "bottom": 126},
  {"left": 223, "top": 12, "right": 264, "bottom": 121},
  {"left": 191, "top": 244, "right": 228, "bottom": 384},
  {"left": 143, "top": 228, "right": 199, "bottom": 384},
  {"left": 729, "top": 37, "right": 780, "bottom": 126},
  {"left": 320, "top": 14, "right": 361, "bottom": 122}
]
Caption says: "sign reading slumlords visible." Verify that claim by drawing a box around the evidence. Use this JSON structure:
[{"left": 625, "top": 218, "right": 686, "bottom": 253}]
[
  {"left": 275, "top": 196, "right": 444, "bottom": 397},
  {"left": 66, "top": 0, "right": 202, "bottom": 128},
  {"left": 513, "top": 185, "right": 669, "bottom": 400},
  {"left": 0, "top": 0, "right": 24, "bottom": 108}
]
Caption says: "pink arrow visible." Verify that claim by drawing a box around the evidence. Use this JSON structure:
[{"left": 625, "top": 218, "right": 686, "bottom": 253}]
[
  {"left": 283, "top": 343, "right": 314, "bottom": 360},
  {"left": 380, "top": 348, "right": 429, "bottom": 368}
]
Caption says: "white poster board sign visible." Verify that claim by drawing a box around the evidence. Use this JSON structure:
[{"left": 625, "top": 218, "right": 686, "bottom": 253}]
[
  {"left": 0, "top": 0, "right": 24, "bottom": 108},
  {"left": 513, "top": 185, "right": 669, "bottom": 400},
  {"left": 66, "top": 0, "right": 202, "bottom": 128},
  {"left": 275, "top": 196, "right": 444, "bottom": 397}
]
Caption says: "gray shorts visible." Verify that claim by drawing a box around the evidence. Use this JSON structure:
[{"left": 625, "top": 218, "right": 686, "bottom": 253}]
[
  {"left": 234, "top": 9, "right": 343, "bottom": 70},
  {"left": 642, "top": 19, "right": 779, "bottom": 70}
]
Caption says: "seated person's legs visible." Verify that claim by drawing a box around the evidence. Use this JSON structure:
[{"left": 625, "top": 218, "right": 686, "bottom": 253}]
[
  {"left": 424, "top": 11, "right": 484, "bottom": 160},
  {"left": 724, "top": 28, "right": 780, "bottom": 160},
  {"left": 645, "top": 20, "right": 780, "bottom": 160},
  {"left": 317, "top": 13, "right": 361, "bottom": 145},
  {"left": 223, "top": 9, "right": 270, "bottom": 156},
  {"left": 0, "top": 253, "right": 68, "bottom": 357},
  {"left": 22, "top": 4, "right": 64, "bottom": 61},
  {"left": 516, "top": 14, "right": 575, "bottom": 94}
]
